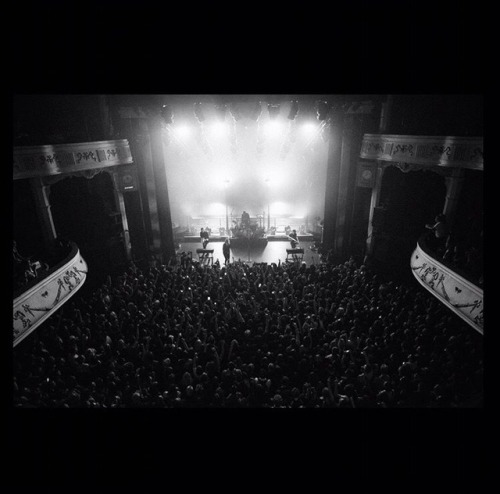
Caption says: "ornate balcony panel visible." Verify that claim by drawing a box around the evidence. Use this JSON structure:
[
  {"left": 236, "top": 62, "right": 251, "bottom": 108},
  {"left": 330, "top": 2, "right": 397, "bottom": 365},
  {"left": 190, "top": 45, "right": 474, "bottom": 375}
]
[
  {"left": 411, "top": 242, "right": 483, "bottom": 334},
  {"left": 360, "top": 134, "right": 483, "bottom": 170},
  {"left": 13, "top": 139, "right": 133, "bottom": 180},
  {"left": 13, "top": 244, "right": 88, "bottom": 347}
]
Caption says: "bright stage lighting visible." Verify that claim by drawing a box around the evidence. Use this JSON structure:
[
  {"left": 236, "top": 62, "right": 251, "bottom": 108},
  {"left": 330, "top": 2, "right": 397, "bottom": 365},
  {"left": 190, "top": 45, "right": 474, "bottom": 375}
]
[
  {"left": 264, "top": 120, "right": 284, "bottom": 137},
  {"left": 301, "top": 121, "right": 318, "bottom": 135},
  {"left": 269, "top": 201, "right": 289, "bottom": 215},
  {"left": 287, "top": 100, "right": 299, "bottom": 120},
  {"left": 205, "top": 202, "right": 226, "bottom": 216},
  {"left": 316, "top": 100, "right": 330, "bottom": 121},
  {"left": 215, "top": 104, "right": 227, "bottom": 121},
  {"left": 160, "top": 104, "right": 174, "bottom": 125},
  {"left": 209, "top": 121, "right": 229, "bottom": 137},
  {"left": 267, "top": 103, "right": 281, "bottom": 120},
  {"left": 173, "top": 124, "right": 191, "bottom": 139}
]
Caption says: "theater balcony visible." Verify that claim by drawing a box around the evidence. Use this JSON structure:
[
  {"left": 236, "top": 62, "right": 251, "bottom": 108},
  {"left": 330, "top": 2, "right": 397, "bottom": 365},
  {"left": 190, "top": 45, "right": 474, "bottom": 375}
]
[
  {"left": 410, "top": 236, "right": 483, "bottom": 335},
  {"left": 13, "top": 242, "right": 88, "bottom": 347}
]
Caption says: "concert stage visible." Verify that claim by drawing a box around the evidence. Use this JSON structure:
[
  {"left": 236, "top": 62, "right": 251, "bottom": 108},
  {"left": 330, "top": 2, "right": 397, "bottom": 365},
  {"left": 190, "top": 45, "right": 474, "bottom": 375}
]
[
  {"left": 176, "top": 240, "right": 321, "bottom": 265},
  {"left": 266, "top": 233, "right": 314, "bottom": 241},
  {"left": 182, "top": 233, "right": 314, "bottom": 243},
  {"left": 183, "top": 235, "right": 226, "bottom": 242}
]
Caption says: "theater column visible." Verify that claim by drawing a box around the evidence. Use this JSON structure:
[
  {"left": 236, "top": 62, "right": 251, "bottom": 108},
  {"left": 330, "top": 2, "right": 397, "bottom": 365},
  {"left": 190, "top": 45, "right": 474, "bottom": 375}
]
[
  {"left": 322, "top": 112, "right": 343, "bottom": 251},
  {"left": 111, "top": 172, "right": 132, "bottom": 261},
  {"left": 443, "top": 168, "right": 465, "bottom": 228},
  {"left": 29, "top": 177, "right": 57, "bottom": 252},
  {"left": 148, "top": 115, "right": 176, "bottom": 260},
  {"left": 334, "top": 114, "right": 363, "bottom": 258},
  {"left": 365, "top": 162, "right": 386, "bottom": 256}
]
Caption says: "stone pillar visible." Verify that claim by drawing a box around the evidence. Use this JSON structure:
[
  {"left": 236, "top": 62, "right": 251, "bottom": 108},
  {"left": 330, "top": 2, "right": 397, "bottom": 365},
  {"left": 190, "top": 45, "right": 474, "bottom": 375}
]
[
  {"left": 322, "top": 112, "right": 344, "bottom": 250},
  {"left": 148, "top": 116, "right": 176, "bottom": 260},
  {"left": 29, "top": 177, "right": 57, "bottom": 252},
  {"left": 365, "top": 162, "right": 386, "bottom": 256},
  {"left": 111, "top": 172, "right": 132, "bottom": 261},
  {"left": 129, "top": 127, "right": 159, "bottom": 252},
  {"left": 335, "top": 114, "right": 365, "bottom": 258},
  {"left": 443, "top": 167, "right": 465, "bottom": 228},
  {"left": 333, "top": 116, "right": 353, "bottom": 255}
]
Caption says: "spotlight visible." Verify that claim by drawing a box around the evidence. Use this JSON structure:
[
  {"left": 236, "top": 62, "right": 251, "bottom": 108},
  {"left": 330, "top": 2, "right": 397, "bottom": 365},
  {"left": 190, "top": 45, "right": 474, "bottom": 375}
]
[
  {"left": 264, "top": 120, "right": 284, "bottom": 136},
  {"left": 287, "top": 100, "right": 299, "bottom": 120},
  {"left": 229, "top": 103, "right": 242, "bottom": 121},
  {"left": 268, "top": 103, "right": 281, "bottom": 120},
  {"left": 251, "top": 101, "right": 262, "bottom": 121},
  {"left": 215, "top": 103, "right": 227, "bottom": 121},
  {"left": 320, "top": 123, "right": 330, "bottom": 142},
  {"left": 316, "top": 100, "right": 330, "bottom": 121},
  {"left": 302, "top": 122, "right": 317, "bottom": 135},
  {"left": 160, "top": 104, "right": 174, "bottom": 125},
  {"left": 173, "top": 124, "right": 191, "bottom": 139},
  {"left": 194, "top": 102, "right": 205, "bottom": 123},
  {"left": 210, "top": 121, "right": 229, "bottom": 137}
]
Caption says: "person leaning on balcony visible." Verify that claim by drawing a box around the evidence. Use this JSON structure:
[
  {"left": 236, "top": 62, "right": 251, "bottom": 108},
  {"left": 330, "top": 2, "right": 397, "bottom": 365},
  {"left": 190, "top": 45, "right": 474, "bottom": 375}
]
[{"left": 425, "top": 213, "right": 449, "bottom": 255}]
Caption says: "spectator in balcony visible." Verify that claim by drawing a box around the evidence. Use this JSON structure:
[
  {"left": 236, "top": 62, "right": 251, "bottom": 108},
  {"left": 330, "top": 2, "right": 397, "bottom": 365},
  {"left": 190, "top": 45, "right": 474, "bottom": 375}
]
[{"left": 425, "top": 213, "right": 449, "bottom": 255}]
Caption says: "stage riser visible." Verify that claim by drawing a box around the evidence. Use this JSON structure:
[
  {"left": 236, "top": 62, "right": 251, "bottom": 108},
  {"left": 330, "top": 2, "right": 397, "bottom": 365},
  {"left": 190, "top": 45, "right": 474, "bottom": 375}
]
[
  {"left": 183, "top": 235, "right": 314, "bottom": 243},
  {"left": 183, "top": 236, "right": 226, "bottom": 242}
]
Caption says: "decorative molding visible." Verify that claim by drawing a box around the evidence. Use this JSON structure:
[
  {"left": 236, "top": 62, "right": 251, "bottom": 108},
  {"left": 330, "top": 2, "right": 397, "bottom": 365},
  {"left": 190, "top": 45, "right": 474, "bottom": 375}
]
[
  {"left": 410, "top": 241, "right": 483, "bottom": 335},
  {"left": 13, "top": 140, "right": 133, "bottom": 180},
  {"left": 13, "top": 245, "right": 88, "bottom": 347},
  {"left": 360, "top": 134, "right": 483, "bottom": 170}
]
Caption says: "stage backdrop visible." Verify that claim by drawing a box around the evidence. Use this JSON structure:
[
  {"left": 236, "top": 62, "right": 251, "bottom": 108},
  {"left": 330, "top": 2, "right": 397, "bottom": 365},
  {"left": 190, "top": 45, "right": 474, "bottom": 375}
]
[{"left": 162, "top": 101, "right": 329, "bottom": 229}]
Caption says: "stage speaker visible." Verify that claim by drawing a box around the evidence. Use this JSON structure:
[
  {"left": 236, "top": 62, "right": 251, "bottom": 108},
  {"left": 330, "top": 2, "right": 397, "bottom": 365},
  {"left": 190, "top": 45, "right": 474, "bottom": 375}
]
[{"left": 115, "top": 167, "right": 139, "bottom": 192}]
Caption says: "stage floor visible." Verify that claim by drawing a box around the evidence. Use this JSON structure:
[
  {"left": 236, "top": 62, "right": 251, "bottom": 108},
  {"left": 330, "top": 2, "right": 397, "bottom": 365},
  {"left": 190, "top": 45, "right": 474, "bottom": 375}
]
[
  {"left": 182, "top": 233, "right": 314, "bottom": 242},
  {"left": 177, "top": 240, "right": 321, "bottom": 265}
]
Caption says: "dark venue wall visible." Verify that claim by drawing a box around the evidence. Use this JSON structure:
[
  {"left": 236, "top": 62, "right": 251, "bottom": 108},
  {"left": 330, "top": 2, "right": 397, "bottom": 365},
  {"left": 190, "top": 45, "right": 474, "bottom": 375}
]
[{"left": 386, "top": 95, "right": 483, "bottom": 136}]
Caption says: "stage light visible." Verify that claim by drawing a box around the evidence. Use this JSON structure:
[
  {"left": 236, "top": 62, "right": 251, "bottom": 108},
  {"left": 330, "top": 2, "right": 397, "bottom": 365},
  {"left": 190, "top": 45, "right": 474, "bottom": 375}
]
[
  {"left": 270, "top": 201, "right": 288, "bottom": 215},
  {"left": 194, "top": 102, "right": 205, "bottom": 122},
  {"left": 302, "top": 121, "right": 317, "bottom": 135},
  {"left": 287, "top": 100, "right": 299, "bottom": 120},
  {"left": 160, "top": 104, "right": 174, "bottom": 125},
  {"left": 173, "top": 124, "right": 191, "bottom": 139},
  {"left": 251, "top": 101, "right": 262, "bottom": 121},
  {"left": 268, "top": 103, "right": 281, "bottom": 120},
  {"left": 215, "top": 103, "right": 227, "bottom": 121},
  {"left": 264, "top": 119, "right": 284, "bottom": 137},
  {"left": 210, "top": 120, "right": 229, "bottom": 136},
  {"left": 316, "top": 100, "right": 330, "bottom": 121},
  {"left": 229, "top": 103, "right": 241, "bottom": 121}
]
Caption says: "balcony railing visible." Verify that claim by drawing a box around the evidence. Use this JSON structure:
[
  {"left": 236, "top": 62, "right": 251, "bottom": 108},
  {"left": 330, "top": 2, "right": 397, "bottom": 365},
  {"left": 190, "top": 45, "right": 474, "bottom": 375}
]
[
  {"left": 13, "top": 139, "right": 133, "bottom": 180},
  {"left": 410, "top": 237, "right": 483, "bottom": 334},
  {"left": 360, "top": 134, "right": 483, "bottom": 170},
  {"left": 13, "top": 242, "right": 88, "bottom": 347}
]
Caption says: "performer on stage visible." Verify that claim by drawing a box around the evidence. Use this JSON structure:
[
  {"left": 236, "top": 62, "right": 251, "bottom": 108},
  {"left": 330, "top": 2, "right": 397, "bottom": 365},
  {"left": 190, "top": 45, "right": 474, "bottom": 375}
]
[
  {"left": 241, "top": 210, "right": 250, "bottom": 228},
  {"left": 222, "top": 238, "right": 231, "bottom": 265},
  {"left": 288, "top": 229, "right": 299, "bottom": 249},
  {"left": 200, "top": 228, "right": 210, "bottom": 249}
]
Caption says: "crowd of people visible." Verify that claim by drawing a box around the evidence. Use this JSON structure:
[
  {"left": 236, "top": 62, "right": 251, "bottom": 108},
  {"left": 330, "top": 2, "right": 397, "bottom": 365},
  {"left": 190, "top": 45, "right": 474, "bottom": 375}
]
[{"left": 13, "top": 250, "right": 483, "bottom": 408}]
